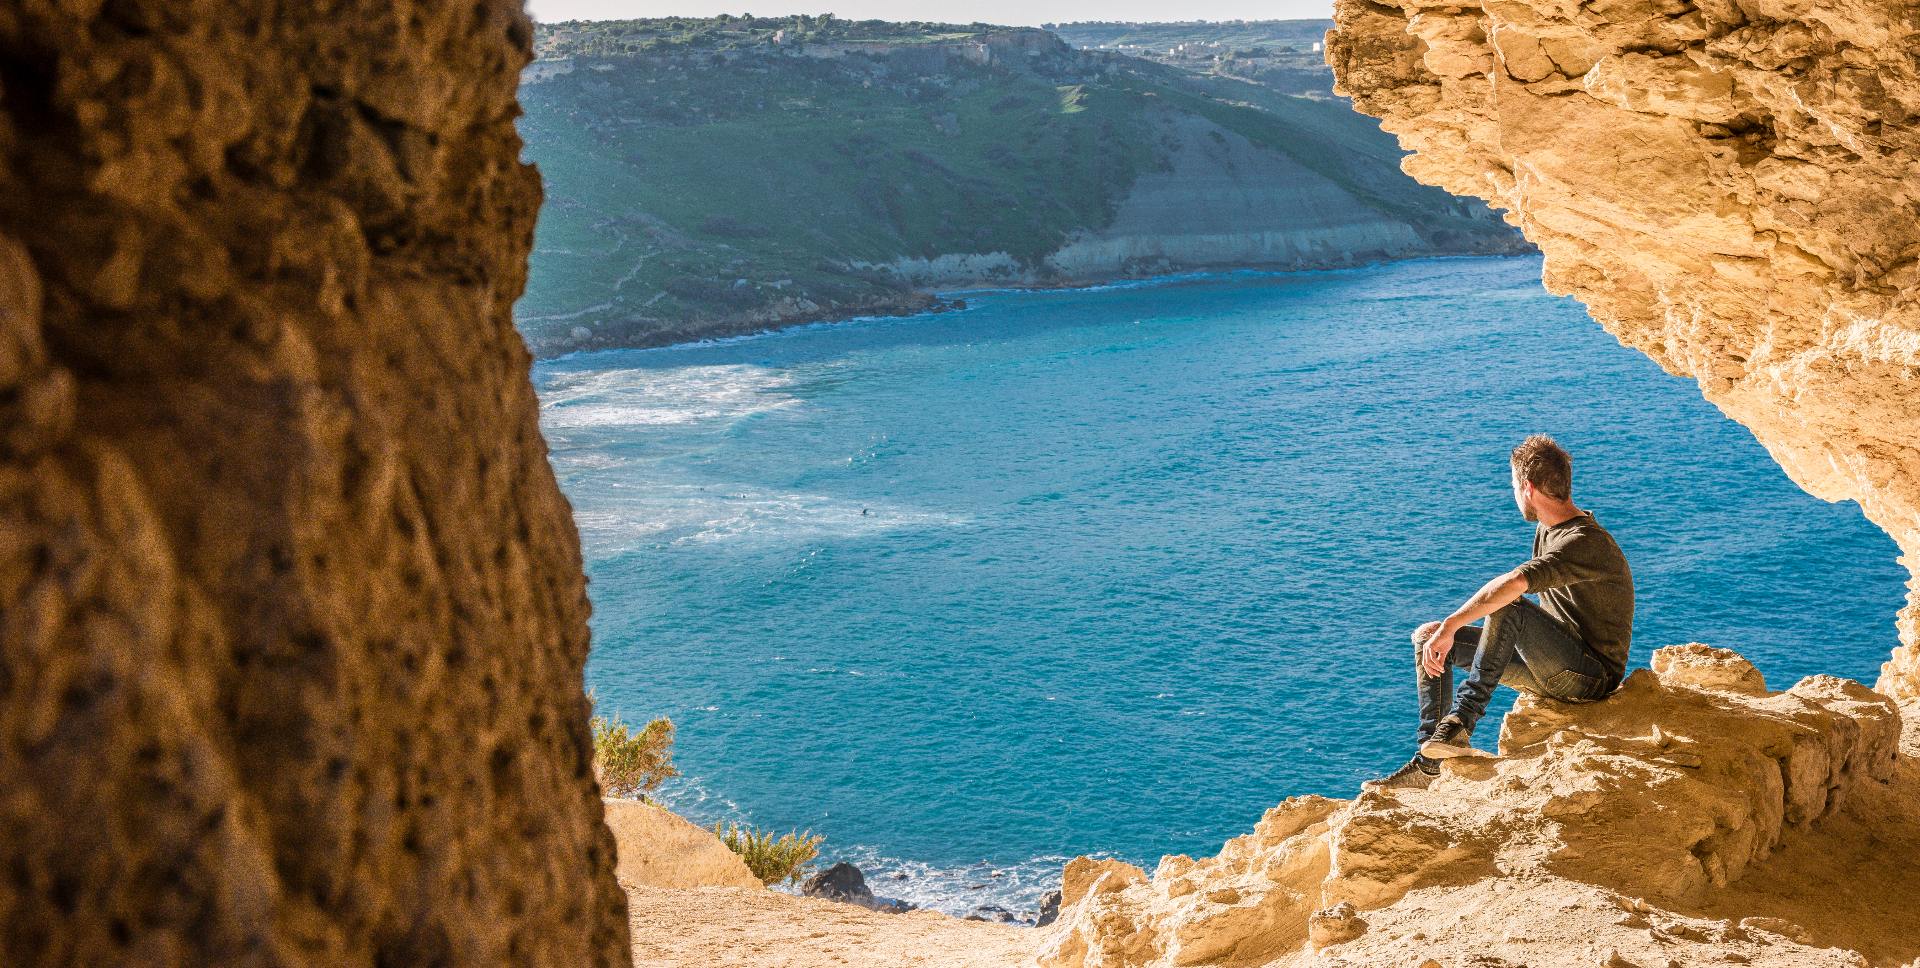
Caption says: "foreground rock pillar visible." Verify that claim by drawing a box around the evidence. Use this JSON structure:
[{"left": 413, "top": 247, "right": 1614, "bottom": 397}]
[
  {"left": 0, "top": 2, "right": 628, "bottom": 965},
  {"left": 1325, "top": 0, "right": 1920, "bottom": 700}
]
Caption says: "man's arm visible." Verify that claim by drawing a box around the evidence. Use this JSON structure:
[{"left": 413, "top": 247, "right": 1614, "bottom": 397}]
[{"left": 1421, "top": 568, "right": 1530, "bottom": 675}]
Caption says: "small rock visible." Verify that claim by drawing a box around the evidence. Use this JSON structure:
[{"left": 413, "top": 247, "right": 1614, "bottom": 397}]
[
  {"left": 1034, "top": 889, "right": 1063, "bottom": 928},
  {"left": 1739, "top": 916, "right": 1815, "bottom": 945},
  {"left": 1307, "top": 901, "right": 1368, "bottom": 949},
  {"left": 1650, "top": 644, "right": 1768, "bottom": 695},
  {"left": 801, "top": 862, "right": 873, "bottom": 904},
  {"left": 965, "top": 903, "right": 1025, "bottom": 924},
  {"left": 1657, "top": 922, "right": 1714, "bottom": 943},
  {"left": 1598, "top": 949, "right": 1636, "bottom": 967},
  {"left": 1612, "top": 895, "right": 1652, "bottom": 914}
]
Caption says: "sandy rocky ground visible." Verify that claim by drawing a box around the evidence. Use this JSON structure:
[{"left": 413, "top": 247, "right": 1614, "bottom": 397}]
[
  {"left": 625, "top": 884, "right": 1035, "bottom": 968},
  {"left": 624, "top": 647, "right": 1920, "bottom": 968}
]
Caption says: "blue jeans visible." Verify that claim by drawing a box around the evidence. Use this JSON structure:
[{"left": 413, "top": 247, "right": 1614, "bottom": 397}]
[{"left": 1416, "top": 597, "right": 1617, "bottom": 743}]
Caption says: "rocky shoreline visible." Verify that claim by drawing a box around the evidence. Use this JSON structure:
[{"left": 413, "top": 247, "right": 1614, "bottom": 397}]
[{"left": 522, "top": 243, "right": 1534, "bottom": 359}]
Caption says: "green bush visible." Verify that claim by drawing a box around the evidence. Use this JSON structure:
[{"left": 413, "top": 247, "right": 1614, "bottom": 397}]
[
  {"left": 591, "top": 708, "right": 678, "bottom": 799},
  {"left": 712, "top": 821, "right": 824, "bottom": 885}
]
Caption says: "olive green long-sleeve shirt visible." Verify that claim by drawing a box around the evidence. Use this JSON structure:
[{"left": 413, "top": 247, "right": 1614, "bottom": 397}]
[{"left": 1515, "top": 510, "right": 1635, "bottom": 683}]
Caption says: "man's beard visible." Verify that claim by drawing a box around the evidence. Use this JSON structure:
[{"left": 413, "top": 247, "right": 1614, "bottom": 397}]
[{"left": 1520, "top": 501, "right": 1538, "bottom": 522}]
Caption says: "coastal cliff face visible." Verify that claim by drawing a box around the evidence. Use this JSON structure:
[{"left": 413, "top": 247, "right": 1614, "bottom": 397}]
[
  {"left": 1322, "top": 0, "right": 1920, "bottom": 701},
  {"left": 0, "top": 3, "right": 627, "bottom": 965},
  {"left": 883, "top": 109, "right": 1519, "bottom": 288},
  {"left": 1044, "top": 112, "right": 1512, "bottom": 280}
]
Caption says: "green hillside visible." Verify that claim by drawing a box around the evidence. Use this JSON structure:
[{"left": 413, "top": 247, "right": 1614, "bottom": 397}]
[{"left": 515, "top": 17, "right": 1522, "bottom": 355}]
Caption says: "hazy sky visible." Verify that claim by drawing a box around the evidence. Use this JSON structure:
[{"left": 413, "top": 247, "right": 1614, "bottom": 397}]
[{"left": 525, "top": 0, "right": 1336, "bottom": 27}]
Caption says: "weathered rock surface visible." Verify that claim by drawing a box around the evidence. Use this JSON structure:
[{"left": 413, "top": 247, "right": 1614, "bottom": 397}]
[
  {"left": 800, "top": 861, "right": 919, "bottom": 914},
  {"left": 1037, "top": 646, "right": 1903, "bottom": 966},
  {"left": 1323, "top": 0, "right": 1920, "bottom": 700},
  {"left": 0, "top": 2, "right": 626, "bottom": 965},
  {"left": 803, "top": 861, "right": 877, "bottom": 904},
  {"left": 1036, "top": 889, "right": 1066, "bottom": 928},
  {"left": 604, "top": 800, "right": 762, "bottom": 890}
]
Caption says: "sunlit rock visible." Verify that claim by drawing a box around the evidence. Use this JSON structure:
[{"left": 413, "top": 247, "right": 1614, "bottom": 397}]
[{"left": 1037, "top": 647, "right": 1899, "bottom": 966}]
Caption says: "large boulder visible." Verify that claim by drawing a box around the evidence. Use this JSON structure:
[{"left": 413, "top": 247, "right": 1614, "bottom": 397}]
[
  {"left": 603, "top": 800, "right": 762, "bottom": 890},
  {"left": 802, "top": 861, "right": 875, "bottom": 903},
  {"left": 802, "top": 861, "right": 915, "bottom": 913}
]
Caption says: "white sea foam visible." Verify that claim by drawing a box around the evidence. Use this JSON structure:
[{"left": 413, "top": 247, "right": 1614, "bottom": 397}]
[
  {"left": 537, "top": 362, "right": 968, "bottom": 552},
  {"left": 564, "top": 486, "right": 967, "bottom": 556},
  {"left": 796, "top": 844, "right": 1090, "bottom": 921},
  {"left": 538, "top": 363, "right": 801, "bottom": 432}
]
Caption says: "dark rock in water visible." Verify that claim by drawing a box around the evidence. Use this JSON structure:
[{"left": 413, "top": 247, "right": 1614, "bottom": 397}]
[
  {"left": 965, "top": 904, "right": 1028, "bottom": 925},
  {"left": 802, "top": 862, "right": 916, "bottom": 913},
  {"left": 802, "top": 862, "right": 874, "bottom": 903},
  {"left": 1035, "top": 889, "right": 1064, "bottom": 927}
]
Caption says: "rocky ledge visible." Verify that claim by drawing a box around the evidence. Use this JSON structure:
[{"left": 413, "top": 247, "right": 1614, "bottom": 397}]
[{"left": 1038, "top": 646, "right": 1917, "bottom": 966}]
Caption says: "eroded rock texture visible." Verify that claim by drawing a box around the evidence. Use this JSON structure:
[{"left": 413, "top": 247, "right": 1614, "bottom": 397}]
[
  {"left": 1325, "top": 0, "right": 1920, "bottom": 700},
  {"left": 1038, "top": 647, "right": 1905, "bottom": 967},
  {"left": 0, "top": 2, "right": 628, "bottom": 965}
]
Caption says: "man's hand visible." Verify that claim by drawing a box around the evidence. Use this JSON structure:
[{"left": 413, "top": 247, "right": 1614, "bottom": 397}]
[
  {"left": 1419, "top": 621, "right": 1455, "bottom": 677},
  {"left": 1417, "top": 569, "right": 1530, "bottom": 677}
]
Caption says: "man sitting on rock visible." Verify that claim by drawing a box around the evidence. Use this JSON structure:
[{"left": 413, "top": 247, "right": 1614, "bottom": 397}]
[{"left": 1368, "top": 434, "right": 1635, "bottom": 790}]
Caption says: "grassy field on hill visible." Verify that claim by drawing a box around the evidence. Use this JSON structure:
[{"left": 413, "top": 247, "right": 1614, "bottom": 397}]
[{"left": 514, "top": 17, "right": 1520, "bottom": 355}]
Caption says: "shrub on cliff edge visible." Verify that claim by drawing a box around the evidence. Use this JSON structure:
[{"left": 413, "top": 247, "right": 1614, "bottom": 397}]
[
  {"left": 712, "top": 822, "right": 824, "bottom": 885},
  {"left": 591, "top": 706, "right": 678, "bottom": 799}
]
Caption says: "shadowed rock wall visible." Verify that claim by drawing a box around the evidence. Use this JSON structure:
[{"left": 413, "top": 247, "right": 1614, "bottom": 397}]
[
  {"left": 0, "top": 2, "right": 628, "bottom": 965},
  {"left": 1325, "top": 0, "right": 1920, "bottom": 701}
]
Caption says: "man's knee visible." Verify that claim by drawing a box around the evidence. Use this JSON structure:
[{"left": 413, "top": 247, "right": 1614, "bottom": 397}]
[{"left": 1411, "top": 621, "right": 1443, "bottom": 648}]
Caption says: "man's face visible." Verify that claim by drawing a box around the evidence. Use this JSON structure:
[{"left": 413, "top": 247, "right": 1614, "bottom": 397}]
[{"left": 1512, "top": 468, "right": 1537, "bottom": 522}]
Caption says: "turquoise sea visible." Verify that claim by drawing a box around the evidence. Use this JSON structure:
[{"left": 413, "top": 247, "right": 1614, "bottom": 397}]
[{"left": 530, "top": 255, "right": 1907, "bottom": 918}]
